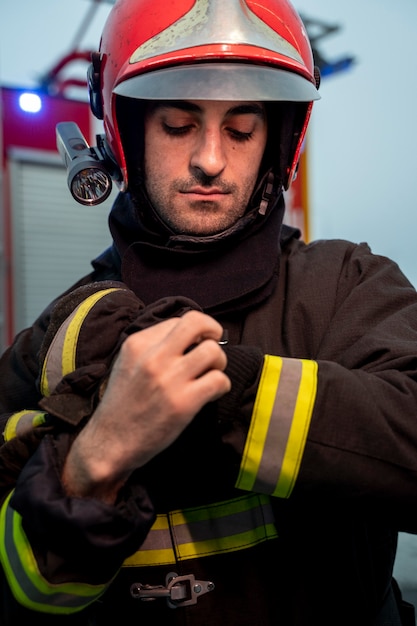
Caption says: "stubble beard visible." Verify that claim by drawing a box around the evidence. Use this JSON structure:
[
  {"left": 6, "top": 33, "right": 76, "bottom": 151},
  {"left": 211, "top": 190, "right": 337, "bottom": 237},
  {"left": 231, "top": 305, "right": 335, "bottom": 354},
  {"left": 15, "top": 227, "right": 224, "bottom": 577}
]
[{"left": 144, "top": 176, "right": 255, "bottom": 236}]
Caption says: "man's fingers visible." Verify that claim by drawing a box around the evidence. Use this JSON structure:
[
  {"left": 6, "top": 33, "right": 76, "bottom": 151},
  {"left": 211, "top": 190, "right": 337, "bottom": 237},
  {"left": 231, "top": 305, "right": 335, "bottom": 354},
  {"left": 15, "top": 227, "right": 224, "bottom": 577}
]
[
  {"left": 123, "top": 310, "right": 225, "bottom": 364},
  {"left": 181, "top": 337, "right": 228, "bottom": 376}
]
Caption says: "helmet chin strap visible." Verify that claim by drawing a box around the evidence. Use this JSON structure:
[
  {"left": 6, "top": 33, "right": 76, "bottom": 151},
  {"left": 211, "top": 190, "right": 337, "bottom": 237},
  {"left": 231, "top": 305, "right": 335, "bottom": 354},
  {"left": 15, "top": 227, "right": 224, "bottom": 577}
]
[
  {"left": 252, "top": 169, "right": 283, "bottom": 217},
  {"left": 259, "top": 171, "right": 278, "bottom": 216}
]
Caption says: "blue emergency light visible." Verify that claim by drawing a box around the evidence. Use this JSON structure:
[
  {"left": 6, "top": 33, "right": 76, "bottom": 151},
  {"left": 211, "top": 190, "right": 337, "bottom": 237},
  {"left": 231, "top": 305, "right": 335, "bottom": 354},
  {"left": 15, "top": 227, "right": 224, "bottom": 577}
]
[{"left": 18, "top": 92, "right": 42, "bottom": 113}]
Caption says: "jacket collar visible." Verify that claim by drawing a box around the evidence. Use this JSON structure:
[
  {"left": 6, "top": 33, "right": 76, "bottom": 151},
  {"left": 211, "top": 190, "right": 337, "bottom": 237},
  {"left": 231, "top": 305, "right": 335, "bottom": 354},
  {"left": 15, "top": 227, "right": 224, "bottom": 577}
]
[{"left": 108, "top": 191, "right": 299, "bottom": 314}]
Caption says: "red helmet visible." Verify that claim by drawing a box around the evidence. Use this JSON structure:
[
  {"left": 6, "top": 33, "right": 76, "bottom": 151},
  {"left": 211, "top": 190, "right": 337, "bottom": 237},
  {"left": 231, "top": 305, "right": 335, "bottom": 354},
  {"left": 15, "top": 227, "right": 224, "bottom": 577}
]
[{"left": 89, "top": 0, "right": 320, "bottom": 192}]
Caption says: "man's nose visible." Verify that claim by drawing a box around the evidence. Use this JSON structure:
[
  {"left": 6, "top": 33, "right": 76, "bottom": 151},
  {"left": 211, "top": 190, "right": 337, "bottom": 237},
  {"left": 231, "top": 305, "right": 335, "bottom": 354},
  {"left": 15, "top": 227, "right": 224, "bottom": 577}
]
[{"left": 190, "top": 129, "right": 226, "bottom": 178}]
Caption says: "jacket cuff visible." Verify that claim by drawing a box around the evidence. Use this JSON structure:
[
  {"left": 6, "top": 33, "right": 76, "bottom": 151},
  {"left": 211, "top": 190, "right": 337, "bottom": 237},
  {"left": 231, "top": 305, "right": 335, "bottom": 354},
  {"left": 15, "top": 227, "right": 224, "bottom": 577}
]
[
  {"left": 216, "top": 346, "right": 264, "bottom": 454},
  {"left": 10, "top": 433, "right": 155, "bottom": 582},
  {"left": 237, "top": 355, "right": 318, "bottom": 499}
]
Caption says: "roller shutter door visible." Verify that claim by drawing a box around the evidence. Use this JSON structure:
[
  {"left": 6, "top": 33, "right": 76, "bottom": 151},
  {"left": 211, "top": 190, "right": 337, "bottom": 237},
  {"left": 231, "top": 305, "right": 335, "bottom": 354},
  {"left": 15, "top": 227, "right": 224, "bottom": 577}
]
[{"left": 9, "top": 151, "right": 116, "bottom": 333}]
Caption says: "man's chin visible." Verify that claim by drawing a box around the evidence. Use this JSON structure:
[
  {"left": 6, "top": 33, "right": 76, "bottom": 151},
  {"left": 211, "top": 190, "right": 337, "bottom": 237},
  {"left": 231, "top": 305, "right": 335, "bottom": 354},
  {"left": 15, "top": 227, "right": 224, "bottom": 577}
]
[
  {"left": 148, "top": 198, "right": 246, "bottom": 236},
  {"left": 168, "top": 205, "right": 246, "bottom": 236},
  {"left": 170, "top": 216, "right": 239, "bottom": 237}
]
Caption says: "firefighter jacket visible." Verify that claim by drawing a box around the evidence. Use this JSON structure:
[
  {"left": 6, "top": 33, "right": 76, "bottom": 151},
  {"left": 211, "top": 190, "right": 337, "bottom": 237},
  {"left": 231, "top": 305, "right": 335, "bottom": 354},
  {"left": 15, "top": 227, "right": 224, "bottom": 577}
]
[{"left": 0, "top": 192, "right": 417, "bottom": 626}]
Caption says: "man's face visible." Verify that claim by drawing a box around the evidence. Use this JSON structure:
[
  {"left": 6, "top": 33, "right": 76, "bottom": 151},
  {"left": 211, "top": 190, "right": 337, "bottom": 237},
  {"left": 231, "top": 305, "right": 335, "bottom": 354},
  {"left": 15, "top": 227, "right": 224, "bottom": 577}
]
[{"left": 143, "top": 100, "right": 268, "bottom": 236}]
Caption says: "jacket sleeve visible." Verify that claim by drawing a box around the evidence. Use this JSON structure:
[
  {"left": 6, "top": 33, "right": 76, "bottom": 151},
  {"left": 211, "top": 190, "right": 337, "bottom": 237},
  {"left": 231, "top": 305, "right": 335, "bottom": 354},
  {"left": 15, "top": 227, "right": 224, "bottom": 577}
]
[
  {"left": 0, "top": 280, "right": 204, "bottom": 617},
  {"left": 0, "top": 326, "right": 156, "bottom": 617},
  {"left": 0, "top": 432, "right": 154, "bottom": 617},
  {"left": 217, "top": 243, "right": 417, "bottom": 532}
]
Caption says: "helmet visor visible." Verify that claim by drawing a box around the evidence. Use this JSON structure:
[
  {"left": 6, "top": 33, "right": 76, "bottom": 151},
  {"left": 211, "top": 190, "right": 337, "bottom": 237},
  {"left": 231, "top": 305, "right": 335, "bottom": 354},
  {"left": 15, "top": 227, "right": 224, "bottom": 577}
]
[{"left": 113, "top": 62, "right": 320, "bottom": 103}]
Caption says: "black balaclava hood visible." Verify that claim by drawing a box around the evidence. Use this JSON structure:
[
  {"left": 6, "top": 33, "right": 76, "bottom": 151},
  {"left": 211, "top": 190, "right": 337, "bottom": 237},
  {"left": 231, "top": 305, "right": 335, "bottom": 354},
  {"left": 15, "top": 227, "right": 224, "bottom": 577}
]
[{"left": 107, "top": 98, "right": 301, "bottom": 314}]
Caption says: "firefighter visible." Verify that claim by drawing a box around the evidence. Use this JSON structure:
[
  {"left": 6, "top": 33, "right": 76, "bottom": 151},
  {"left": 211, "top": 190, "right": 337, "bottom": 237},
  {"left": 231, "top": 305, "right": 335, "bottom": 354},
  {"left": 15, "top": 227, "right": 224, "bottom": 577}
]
[{"left": 0, "top": 0, "right": 416, "bottom": 624}]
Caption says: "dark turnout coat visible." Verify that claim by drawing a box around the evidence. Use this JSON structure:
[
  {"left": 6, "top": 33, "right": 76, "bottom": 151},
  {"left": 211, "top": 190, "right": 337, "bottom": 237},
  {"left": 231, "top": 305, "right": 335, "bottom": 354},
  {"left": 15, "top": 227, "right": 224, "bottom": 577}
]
[{"left": 0, "top": 193, "right": 417, "bottom": 625}]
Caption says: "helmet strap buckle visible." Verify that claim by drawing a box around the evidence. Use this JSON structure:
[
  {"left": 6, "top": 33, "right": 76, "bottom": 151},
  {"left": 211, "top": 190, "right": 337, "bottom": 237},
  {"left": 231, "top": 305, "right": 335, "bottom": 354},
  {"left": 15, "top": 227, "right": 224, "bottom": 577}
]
[{"left": 259, "top": 171, "right": 277, "bottom": 215}]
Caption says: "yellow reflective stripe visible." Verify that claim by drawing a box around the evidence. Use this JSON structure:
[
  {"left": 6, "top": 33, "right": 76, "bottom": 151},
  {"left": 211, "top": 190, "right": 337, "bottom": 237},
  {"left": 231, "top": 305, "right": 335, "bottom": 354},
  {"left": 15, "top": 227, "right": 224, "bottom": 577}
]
[
  {"left": 123, "top": 494, "right": 277, "bottom": 568},
  {"left": 124, "top": 546, "right": 176, "bottom": 567},
  {"left": 0, "top": 492, "right": 107, "bottom": 614},
  {"left": 3, "top": 411, "right": 47, "bottom": 441},
  {"left": 237, "top": 356, "right": 318, "bottom": 498},
  {"left": 40, "top": 287, "right": 121, "bottom": 396},
  {"left": 4, "top": 413, "right": 24, "bottom": 441},
  {"left": 237, "top": 356, "right": 282, "bottom": 492}
]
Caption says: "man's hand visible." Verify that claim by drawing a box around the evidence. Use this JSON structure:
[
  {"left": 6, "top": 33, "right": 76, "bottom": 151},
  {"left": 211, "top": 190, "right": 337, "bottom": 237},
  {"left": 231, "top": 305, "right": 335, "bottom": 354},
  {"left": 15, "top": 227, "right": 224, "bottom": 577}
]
[{"left": 62, "top": 311, "right": 230, "bottom": 503}]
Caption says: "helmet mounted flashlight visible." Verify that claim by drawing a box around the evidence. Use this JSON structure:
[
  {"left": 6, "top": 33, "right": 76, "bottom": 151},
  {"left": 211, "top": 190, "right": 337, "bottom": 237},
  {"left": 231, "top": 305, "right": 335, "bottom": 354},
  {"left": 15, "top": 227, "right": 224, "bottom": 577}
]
[{"left": 56, "top": 121, "right": 113, "bottom": 206}]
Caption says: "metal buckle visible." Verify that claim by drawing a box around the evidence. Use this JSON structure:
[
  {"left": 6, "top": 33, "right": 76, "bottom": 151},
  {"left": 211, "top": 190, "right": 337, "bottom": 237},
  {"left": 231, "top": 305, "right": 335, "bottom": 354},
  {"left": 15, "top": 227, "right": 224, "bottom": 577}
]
[{"left": 130, "top": 571, "right": 215, "bottom": 608}]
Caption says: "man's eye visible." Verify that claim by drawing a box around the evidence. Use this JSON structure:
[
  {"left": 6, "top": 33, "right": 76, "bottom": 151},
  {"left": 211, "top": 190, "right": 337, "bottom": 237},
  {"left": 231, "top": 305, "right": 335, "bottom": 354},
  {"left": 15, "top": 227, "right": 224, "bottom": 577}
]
[
  {"left": 162, "top": 123, "right": 192, "bottom": 136},
  {"left": 228, "top": 128, "right": 254, "bottom": 142}
]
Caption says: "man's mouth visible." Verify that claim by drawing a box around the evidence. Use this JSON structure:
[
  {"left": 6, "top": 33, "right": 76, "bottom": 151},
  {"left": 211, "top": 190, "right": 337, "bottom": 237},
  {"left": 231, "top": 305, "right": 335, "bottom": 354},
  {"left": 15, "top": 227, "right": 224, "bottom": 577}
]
[{"left": 182, "top": 187, "right": 229, "bottom": 199}]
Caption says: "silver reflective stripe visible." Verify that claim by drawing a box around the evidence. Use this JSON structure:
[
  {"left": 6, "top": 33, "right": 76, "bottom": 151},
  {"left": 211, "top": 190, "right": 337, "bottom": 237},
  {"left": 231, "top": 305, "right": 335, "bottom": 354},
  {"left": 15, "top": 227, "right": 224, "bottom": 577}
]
[
  {"left": 130, "top": 0, "right": 302, "bottom": 65},
  {"left": 40, "top": 309, "right": 74, "bottom": 396}
]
